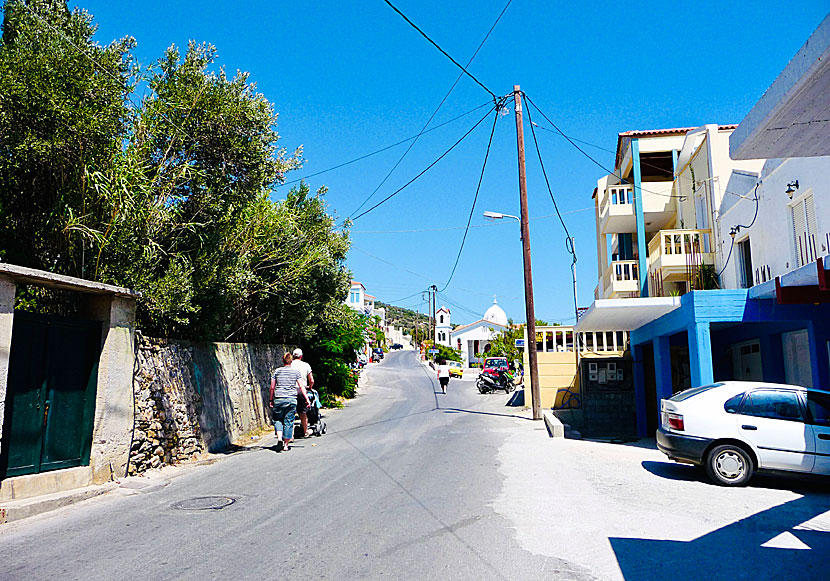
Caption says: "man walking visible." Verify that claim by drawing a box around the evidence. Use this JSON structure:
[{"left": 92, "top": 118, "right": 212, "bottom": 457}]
[{"left": 291, "top": 348, "right": 314, "bottom": 437}]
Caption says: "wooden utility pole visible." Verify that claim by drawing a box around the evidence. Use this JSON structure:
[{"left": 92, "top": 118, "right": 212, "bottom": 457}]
[
  {"left": 513, "top": 85, "right": 542, "bottom": 421},
  {"left": 429, "top": 284, "right": 438, "bottom": 357}
]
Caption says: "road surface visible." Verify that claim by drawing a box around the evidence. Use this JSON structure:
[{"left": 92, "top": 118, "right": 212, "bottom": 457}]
[{"left": 3, "top": 350, "right": 830, "bottom": 580}]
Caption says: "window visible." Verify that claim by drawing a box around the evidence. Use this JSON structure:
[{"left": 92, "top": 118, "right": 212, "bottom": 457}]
[
  {"left": 742, "top": 390, "right": 803, "bottom": 422},
  {"left": 440, "top": 315, "right": 444, "bottom": 324},
  {"left": 639, "top": 151, "right": 674, "bottom": 182},
  {"left": 737, "top": 238, "right": 753, "bottom": 288},
  {"left": 349, "top": 290, "right": 360, "bottom": 303},
  {"left": 724, "top": 393, "right": 745, "bottom": 414},
  {"left": 791, "top": 193, "right": 817, "bottom": 267},
  {"left": 669, "top": 384, "right": 721, "bottom": 402},
  {"left": 806, "top": 392, "right": 830, "bottom": 427}
]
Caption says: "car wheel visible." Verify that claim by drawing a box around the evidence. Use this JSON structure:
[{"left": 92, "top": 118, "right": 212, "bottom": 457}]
[{"left": 705, "top": 444, "right": 753, "bottom": 486}]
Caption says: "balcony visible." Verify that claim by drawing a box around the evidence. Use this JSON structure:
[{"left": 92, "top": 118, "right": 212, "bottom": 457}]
[
  {"left": 597, "top": 181, "right": 676, "bottom": 235},
  {"left": 600, "top": 260, "right": 640, "bottom": 299},
  {"left": 647, "top": 229, "right": 715, "bottom": 295}
]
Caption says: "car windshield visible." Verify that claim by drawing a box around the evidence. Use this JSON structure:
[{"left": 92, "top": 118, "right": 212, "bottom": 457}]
[
  {"left": 668, "top": 383, "right": 722, "bottom": 402},
  {"left": 486, "top": 359, "right": 508, "bottom": 369}
]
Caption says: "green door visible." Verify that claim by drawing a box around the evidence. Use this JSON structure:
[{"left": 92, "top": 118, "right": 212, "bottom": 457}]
[{"left": 2, "top": 312, "right": 101, "bottom": 478}]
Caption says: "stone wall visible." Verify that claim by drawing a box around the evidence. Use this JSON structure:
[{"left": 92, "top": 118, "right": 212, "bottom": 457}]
[{"left": 129, "top": 337, "right": 286, "bottom": 475}]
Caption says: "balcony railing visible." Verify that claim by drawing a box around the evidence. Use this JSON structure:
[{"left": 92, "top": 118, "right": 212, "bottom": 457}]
[
  {"left": 527, "top": 326, "right": 630, "bottom": 353},
  {"left": 647, "top": 229, "right": 713, "bottom": 269},
  {"left": 600, "top": 259, "right": 640, "bottom": 298},
  {"left": 599, "top": 184, "right": 633, "bottom": 216}
]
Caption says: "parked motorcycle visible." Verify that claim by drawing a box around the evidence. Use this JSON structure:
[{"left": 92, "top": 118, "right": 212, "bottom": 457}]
[{"left": 476, "top": 369, "right": 515, "bottom": 394}]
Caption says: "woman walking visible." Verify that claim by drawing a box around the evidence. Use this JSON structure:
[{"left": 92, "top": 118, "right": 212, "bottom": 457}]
[
  {"left": 270, "top": 352, "right": 311, "bottom": 451},
  {"left": 437, "top": 359, "right": 451, "bottom": 394}
]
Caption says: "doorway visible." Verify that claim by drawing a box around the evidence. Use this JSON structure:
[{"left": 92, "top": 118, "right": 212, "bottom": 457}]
[
  {"left": 1, "top": 312, "right": 101, "bottom": 478},
  {"left": 732, "top": 339, "right": 763, "bottom": 381}
]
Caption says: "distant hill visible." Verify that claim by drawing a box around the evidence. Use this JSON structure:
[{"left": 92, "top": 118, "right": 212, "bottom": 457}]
[{"left": 376, "top": 301, "right": 428, "bottom": 331}]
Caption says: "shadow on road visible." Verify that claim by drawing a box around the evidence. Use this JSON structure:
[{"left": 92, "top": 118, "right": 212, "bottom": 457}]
[
  {"left": 610, "top": 494, "right": 830, "bottom": 580},
  {"left": 642, "top": 460, "right": 830, "bottom": 493},
  {"left": 441, "top": 407, "right": 534, "bottom": 421}
]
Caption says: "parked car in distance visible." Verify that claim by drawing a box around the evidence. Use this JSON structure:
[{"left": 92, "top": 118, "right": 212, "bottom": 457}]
[
  {"left": 657, "top": 381, "right": 830, "bottom": 486},
  {"left": 482, "top": 357, "right": 509, "bottom": 380},
  {"left": 372, "top": 347, "right": 384, "bottom": 362},
  {"left": 447, "top": 360, "right": 463, "bottom": 378},
  {"left": 390, "top": 343, "right": 403, "bottom": 350}
]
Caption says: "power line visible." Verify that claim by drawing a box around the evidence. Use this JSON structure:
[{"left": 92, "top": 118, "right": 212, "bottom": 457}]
[
  {"left": 526, "top": 98, "right": 755, "bottom": 204},
  {"left": 381, "top": 0, "right": 497, "bottom": 99},
  {"left": 349, "top": 0, "right": 512, "bottom": 217},
  {"left": 349, "top": 104, "right": 496, "bottom": 222},
  {"left": 522, "top": 92, "right": 579, "bottom": 321},
  {"left": 278, "top": 102, "right": 492, "bottom": 189},
  {"left": 522, "top": 94, "right": 573, "bottom": 248},
  {"left": 349, "top": 206, "right": 597, "bottom": 233},
  {"left": 439, "top": 102, "right": 503, "bottom": 292}
]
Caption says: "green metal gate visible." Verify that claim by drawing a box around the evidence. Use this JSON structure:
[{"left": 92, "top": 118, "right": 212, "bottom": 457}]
[{"left": 1, "top": 312, "right": 101, "bottom": 478}]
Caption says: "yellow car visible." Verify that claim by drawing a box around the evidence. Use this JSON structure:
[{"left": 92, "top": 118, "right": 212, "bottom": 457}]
[{"left": 448, "top": 360, "right": 463, "bottom": 378}]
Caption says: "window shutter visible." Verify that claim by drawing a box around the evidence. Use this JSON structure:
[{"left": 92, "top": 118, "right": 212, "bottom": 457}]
[
  {"left": 805, "top": 194, "right": 817, "bottom": 261},
  {"left": 792, "top": 200, "right": 807, "bottom": 267}
]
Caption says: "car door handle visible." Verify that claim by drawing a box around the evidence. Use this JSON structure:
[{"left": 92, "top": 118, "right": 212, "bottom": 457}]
[
  {"left": 818, "top": 433, "right": 830, "bottom": 441},
  {"left": 742, "top": 425, "right": 758, "bottom": 430}
]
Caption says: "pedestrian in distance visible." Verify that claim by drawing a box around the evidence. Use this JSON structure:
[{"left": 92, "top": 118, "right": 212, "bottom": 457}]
[
  {"left": 269, "top": 352, "right": 311, "bottom": 452},
  {"left": 437, "top": 358, "right": 451, "bottom": 394},
  {"left": 291, "top": 348, "right": 314, "bottom": 437}
]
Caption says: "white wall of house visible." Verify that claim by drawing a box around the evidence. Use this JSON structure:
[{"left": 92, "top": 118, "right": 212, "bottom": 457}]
[
  {"left": 451, "top": 321, "right": 505, "bottom": 365},
  {"left": 717, "top": 156, "right": 830, "bottom": 289},
  {"left": 346, "top": 282, "right": 365, "bottom": 312}
]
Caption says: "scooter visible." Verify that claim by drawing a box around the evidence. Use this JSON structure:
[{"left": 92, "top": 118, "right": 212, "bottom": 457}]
[{"left": 476, "top": 369, "right": 515, "bottom": 394}]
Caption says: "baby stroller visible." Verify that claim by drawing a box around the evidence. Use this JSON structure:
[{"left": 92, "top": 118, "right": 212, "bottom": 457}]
[{"left": 306, "top": 388, "right": 327, "bottom": 436}]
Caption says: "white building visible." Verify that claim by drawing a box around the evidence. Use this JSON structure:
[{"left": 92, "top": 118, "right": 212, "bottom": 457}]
[
  {"left": 346, "top": 280, "right": 366, "bottom": 313},
  {"left": 450, "top": 299, "right": 509, "bottom": 365},
  {"left": 434, "top": 306, "right": 451, "bottom": 346}
]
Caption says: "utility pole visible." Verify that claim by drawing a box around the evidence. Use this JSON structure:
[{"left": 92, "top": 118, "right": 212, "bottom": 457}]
[
  {"left": 513, "top": 85, "right": 542, "bottom": 421},
  {"left": 429, "top": 284, "right": 438, "bottom": 358}
]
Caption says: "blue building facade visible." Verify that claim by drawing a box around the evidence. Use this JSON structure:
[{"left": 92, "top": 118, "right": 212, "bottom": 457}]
[{"left": 630, "top": 290, "right": 830, "bottom": 436}]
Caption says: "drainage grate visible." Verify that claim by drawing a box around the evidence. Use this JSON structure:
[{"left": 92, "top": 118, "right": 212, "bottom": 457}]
[{"left": 171, "top": 496, "right": 237, "bottom": 511}]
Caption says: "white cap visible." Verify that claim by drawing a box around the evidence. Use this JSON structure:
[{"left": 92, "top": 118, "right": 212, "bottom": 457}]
[{"left": 292, "top": 348, "right": 303, "bottom": 358}]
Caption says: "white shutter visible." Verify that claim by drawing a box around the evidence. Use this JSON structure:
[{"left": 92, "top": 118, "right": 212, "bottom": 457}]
[
  {"left": 805, "top": 194, "right": 817, "bottom": 261},
  {"left": 792, "top": 200, "right": 807, "bottom": 267}
]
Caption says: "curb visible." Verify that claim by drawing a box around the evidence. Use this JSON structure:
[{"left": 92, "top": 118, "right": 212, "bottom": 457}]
[
  {"left": 0, "top": 482, "right": 116, "bottom": 525},
  {"left": 542, "top": 409, "right": 565, "bottom": 438}
]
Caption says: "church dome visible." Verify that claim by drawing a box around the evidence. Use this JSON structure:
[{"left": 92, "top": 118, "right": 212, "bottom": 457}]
[{"left": 483, "top": 298, "right": 508, "bottom": 326}]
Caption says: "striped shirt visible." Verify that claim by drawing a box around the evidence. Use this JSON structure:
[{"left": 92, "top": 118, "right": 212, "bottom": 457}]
[{"left": 272, "top": 367, "right": 301, "bottom": 399}]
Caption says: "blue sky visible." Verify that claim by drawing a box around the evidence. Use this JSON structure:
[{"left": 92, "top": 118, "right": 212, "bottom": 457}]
[{"left": 75, "top": 1, "right": 828, "bottom": 325}]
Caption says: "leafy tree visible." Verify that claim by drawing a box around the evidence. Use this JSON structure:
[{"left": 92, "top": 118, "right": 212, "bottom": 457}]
[
  {"left": 486, "top": 319, "right": 525, "bottom": 364},
  {"left": 302, "top": 303, "right": 367, "bottom": 402},
  {"left": 0, "top": 1, "right": 359, "bottom": 399},
  {"left": 0, "top": 0, "right": 135, "bottom": 275}
]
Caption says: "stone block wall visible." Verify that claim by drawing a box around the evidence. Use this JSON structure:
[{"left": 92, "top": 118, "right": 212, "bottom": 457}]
[{"left": 129, "top": 337, "right": 287, "bottom": 475}]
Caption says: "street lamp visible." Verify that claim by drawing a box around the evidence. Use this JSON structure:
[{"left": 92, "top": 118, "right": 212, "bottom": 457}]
[{"left": 484, "top": 211, "right": 521, "bottom": 239}]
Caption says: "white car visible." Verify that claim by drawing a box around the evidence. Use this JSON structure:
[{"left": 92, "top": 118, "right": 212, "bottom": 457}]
[{"left": 657, "top": 381, "right": 830, "bottom": 486}]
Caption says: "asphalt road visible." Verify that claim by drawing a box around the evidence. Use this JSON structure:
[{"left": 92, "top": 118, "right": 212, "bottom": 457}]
[
  {"left": 4, "top": 351, "right": 830, "bottom": 580},
  {"left": 0, "top": 350, "right": 589, "bottom": 581}
]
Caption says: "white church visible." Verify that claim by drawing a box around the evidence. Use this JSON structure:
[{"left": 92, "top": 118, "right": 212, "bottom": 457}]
[{"left": 434, "top": 298, "right": 509, "bottom": 366}]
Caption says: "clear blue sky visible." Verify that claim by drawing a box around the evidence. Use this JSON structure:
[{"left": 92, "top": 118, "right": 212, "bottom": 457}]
[{"left": 75, "top": 1, "right": 827, "bottom": 325}]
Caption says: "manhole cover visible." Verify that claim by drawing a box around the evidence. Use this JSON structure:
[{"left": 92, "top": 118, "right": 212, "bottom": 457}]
[{"left": 171, "top": 496, "right": 236, "bottom": 511}]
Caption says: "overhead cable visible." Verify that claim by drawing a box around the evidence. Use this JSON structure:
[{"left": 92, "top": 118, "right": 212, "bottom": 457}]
[
  {"left": 349, "top": 0, "right": 512, "bottom": 217},
  {"left": 381, "top": 0, "right": 497, "bottom": 99},
  {"left": 439, "top": 100, "right": 504, "bottom": 292},
  {"left": 349, "top": 104, "right": 496, "bottom": 222},
  {"left": 279, "top": 101, "right": 492, "bottom": 189}
]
